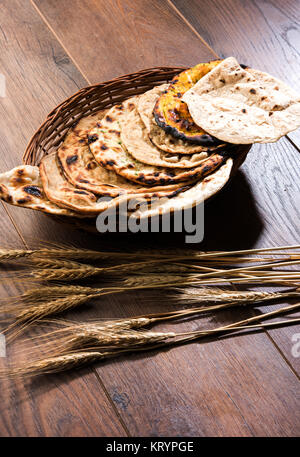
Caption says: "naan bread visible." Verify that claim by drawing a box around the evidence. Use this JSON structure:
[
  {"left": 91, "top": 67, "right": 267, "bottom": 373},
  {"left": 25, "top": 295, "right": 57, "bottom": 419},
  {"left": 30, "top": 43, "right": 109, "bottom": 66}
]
[
  {"left": 137, "top": 85, "right": 210, "bottom": 155},
  {"left": 0, "top": 165, "right": 81, "bottom": 217},
  {"left": 121, "top": 98, "right": 211, "bottom": 168},
  {"left": 132, "top": 158, "right": 233, "bottom": 219},
  {"left": 58, "top": 110, "right": 183, "bottom": 197},
  {"left": 89, "top": 102, "right": 231, "bottom": 186},
  {"left": 182, "top": 57, "right": 300, "bottom": 144},
  {"left": 40, "top": 153, "right": 191, "bottom": 215}
]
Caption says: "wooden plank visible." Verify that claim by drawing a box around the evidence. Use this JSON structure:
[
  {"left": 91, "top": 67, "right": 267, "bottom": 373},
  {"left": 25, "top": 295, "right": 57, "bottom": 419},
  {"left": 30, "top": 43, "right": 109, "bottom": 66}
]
[
  {"left": 0, "top": 0, "right": 126, "bottom": 437},
  {"left": 168, "top": 0, "right": 300, "bottom": 370},
  {"left": 28, "top": 0, "right": 300, "bottom": 436},
  {"left": 170, "top": 0, "right": 300, "bottom": 147},
  {"left": 32, "top": 0, "right": 216, "bottom": 83}
]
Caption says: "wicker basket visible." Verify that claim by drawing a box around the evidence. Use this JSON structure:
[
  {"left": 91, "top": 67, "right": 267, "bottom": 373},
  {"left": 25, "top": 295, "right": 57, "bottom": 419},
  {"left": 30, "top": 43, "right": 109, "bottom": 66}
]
[{"left": 22, "top": 67, "right": 249, "bottom": 231}]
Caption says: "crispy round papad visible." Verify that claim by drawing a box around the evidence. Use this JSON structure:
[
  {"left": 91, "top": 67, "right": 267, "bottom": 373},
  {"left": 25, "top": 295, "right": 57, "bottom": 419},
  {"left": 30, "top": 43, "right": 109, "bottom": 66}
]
[
  {"left": 0, "top": 165, "right": 81, "bottom": 217},
  {"left": 89, "top": 102, "right": 232, "bottom": 186}
]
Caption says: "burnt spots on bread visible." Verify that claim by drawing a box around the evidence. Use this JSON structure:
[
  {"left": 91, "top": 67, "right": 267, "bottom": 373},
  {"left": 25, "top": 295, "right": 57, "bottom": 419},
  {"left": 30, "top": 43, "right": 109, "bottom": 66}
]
[
  {"left": 249, "top": 88, "right": 256, "bottom": 94},
  {"left": 219, "top": 78, "right": 225, "bottom": 84},
  {"left": 127, "top": 163, "right": 135, "bottom": 169},
  {"left": 78, "top": 139, "right": 86, "bottom": 144},
  {"left": 166, "top": 170, "right": 175, "bottom": 177},
  {"left": 13, "top": 177, "right": 26, "bottom": 184},
  {"left": 86, "top": 161, "right": 98, "bottom": 170},
  {"left": 108, "top": 129, "right": 121, "bottom": 136},
  {"left": 105, "top": 160, "right": 116, "bottom": 166},
  {"left": 66, "top": 155, "right": 78, "bottom": 165},
  {"left": 74, "top": 190, "right": 90, "bottom": 196},
  {"left": 100, "top": 144, "right": 109, "bottom": 151},
  {"left": 242, "top": 108, "right": 247, "bottom": 113},
  {"left": 202, "top": 165, "right": 213, "bottom": 175},
  {"left": 17, "top": 169, "right": 24, "bottom": 176},
  {"left": 136, "top": 174, "right": 154, "bottom": 185},
  {"left": 78, "top": 177, "right": 90, "bottom": 183},
  {"left": 105, "top": 115, "right": 113, "bottom": 122},
  {"left": 23, "top": 186, "right": 42, "bottom": 198},
  {"left": 88, "top": 134, "right": 99, "bottom": 144},
  {"left": 17, "top": 196, "right": 31, "bottom": 204},
  {"left": 167, "top": 186, "right": 190, "bottom": 199}
]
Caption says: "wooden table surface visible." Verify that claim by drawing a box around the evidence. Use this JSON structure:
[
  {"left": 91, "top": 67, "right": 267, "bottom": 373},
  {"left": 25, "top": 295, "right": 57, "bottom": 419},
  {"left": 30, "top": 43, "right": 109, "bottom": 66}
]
[{"left": 0, "top": 0, "right": 299, "bottom": 437}]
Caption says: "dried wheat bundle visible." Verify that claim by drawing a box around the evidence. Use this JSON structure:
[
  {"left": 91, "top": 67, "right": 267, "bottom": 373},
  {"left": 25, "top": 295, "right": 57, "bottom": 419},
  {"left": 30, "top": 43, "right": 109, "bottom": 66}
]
[
  {"left": 3, "top": 302, "right": 300, "bottom": 377},
  {"left": 3, "top": 283, "right": 300, "bottom": 340},
  {"left": 0, "top": 243, "right": 299, "bottom": 264}
]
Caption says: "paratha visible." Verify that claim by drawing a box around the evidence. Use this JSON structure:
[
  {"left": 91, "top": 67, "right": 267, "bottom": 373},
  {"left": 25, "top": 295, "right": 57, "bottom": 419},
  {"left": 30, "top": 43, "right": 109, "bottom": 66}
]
[
  {"left": 40, "top": 153, "right": 191, "bottom": 215},
  {"left": 137, "top": 85, "right": 210, "bottom": 155},
  {"left": 121, "top": 98, "right": 213, "bottom": 168},
  {"left": 182, "top": 57, "right": 300, "bottom": 144},
  {"left": 89, "top": 102, "right": 232, "bottom": 186},
  {"left": 0, "top": 165, "right": 82, "bottom": 217},
  {"left": 58, "top": 110, "right": 185, "bottom": 197},
  {"left": 153, "top": 60, "right": 224, "bottom": 144}
]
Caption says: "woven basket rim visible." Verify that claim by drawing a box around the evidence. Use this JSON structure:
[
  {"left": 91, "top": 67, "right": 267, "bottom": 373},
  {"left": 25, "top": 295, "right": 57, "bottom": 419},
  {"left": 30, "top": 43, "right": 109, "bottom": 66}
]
[{"left": 23, "top": 66, "right": 187, "bottom": 165}]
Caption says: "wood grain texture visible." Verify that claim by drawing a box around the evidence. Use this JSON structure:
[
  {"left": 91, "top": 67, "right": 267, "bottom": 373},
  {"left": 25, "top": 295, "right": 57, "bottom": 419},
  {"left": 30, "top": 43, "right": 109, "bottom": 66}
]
[
  {"left": 0, "top": 0, "right": 299, "bottom": 437},
  {"left": 0, "top": 0, "right": 126, "bottom": 437},
  {"left": 170, "top": 0, "right": 300, "bottom": 146},
  {"left": 32, "top": 0, "right": 216, "bottom": 82}
]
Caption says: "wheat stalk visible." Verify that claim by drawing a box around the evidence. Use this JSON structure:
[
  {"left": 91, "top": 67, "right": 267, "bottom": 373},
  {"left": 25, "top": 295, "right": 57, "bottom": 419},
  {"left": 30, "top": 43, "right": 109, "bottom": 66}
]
[
  {"left": 3, "top": 313, "right": 300, "bottom": 378},
  {"left": 3, "top": 284, "right": 300, "bottom": 321}
]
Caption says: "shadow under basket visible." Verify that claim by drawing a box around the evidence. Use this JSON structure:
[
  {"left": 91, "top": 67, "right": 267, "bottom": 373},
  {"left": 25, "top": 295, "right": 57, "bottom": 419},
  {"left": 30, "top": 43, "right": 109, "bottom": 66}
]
[{"left": 23, "top": 67, "right": 249, "bottom": 233}]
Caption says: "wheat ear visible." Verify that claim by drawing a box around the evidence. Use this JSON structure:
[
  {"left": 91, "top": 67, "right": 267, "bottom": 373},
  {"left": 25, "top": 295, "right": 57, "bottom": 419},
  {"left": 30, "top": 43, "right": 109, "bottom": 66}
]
[{"left": 3, "top": 316, "right": 300, "bottom": 378}]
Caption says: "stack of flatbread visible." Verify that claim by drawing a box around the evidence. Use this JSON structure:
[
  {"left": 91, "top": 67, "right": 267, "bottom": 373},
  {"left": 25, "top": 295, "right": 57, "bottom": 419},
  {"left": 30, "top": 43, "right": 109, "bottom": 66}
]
[{"left": 0, "top": 57, "right": 299, "bottom": 221}]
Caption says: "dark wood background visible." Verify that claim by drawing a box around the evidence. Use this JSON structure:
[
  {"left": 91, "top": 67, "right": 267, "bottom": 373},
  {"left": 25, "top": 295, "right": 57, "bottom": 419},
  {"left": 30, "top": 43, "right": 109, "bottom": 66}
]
[{"left": 0, "top": 0, "right": 299, "bottom": 436}]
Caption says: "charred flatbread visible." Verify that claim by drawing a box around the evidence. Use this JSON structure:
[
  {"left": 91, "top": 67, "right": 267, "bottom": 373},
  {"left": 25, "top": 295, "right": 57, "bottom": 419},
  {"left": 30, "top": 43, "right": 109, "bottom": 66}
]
[
  {"left": 58, "top": 110, "right": 186, "bottom": 197},
  {"left": 137, "top": 85, "right": 210, "bottom": 155},
  {"left": 121, "top": 98, "right": 213, "bottom": 168},
  {"left": 132, "top": 158, "right": 234, "bottom": 219},
  {"left": 40, "top": 153, "right": 191, "bottom": 214},
  {"left": 153, "top": 60, "right": 224, "bottom": 144},
  {"left": 0, "top": 165, "right": 82, "bottom": 217},
  {"left": 89, "top": 102, "right": 232, "bottom": 186}
]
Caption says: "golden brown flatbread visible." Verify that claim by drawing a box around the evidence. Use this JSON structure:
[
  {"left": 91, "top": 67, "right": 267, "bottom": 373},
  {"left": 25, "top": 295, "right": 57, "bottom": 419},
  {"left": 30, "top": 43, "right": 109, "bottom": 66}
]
[
  {"left": 121, "top": 98, "right": 211, "bottom": 168},
  {"left": 137, "top": 85, "right": 210, "bottom": 155},
  {"left": 89, "top": 102, "right": 232, "bottom": 186},
  {"left": 0, "top": 165, "right": 82, "bottom": 217},
  {"left": 58, "top": 110, "right": 190, "bottom": 197}
]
